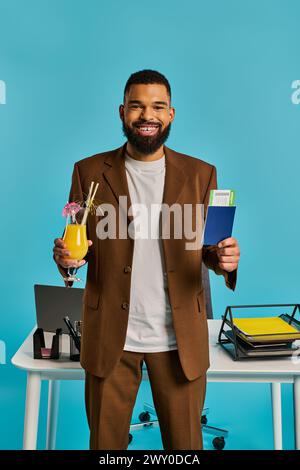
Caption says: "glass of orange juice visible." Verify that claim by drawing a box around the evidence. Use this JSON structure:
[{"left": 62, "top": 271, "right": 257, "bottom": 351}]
[{"left": 62, "top": 217, "right": 88, "bottom": 283}]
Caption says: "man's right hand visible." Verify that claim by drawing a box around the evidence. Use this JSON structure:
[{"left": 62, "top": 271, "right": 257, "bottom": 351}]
[{"left": 53, "top": 238, "right": 93, "bottom": 269}]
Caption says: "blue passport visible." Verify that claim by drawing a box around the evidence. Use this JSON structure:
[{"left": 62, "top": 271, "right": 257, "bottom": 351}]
[{"left": 203, "top": 206, "right": 236, "bottom": 245}]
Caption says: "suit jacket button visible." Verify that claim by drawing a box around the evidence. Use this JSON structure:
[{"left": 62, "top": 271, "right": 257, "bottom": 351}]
[
  {"left": 122, "top": 302, "right": 129, "bottom": 310},
  {"left": 124, "top": 265, "right": 132, "bottom": 273}
]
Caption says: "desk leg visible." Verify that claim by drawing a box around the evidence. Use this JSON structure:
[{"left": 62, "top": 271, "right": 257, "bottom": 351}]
[
  {"left": 46, "top": 380, "right": 60, "bottom": 450},
  {"left": 23, "top": 372, "right": 41, "bottom": 450},
  {"left": 293, "top": 376, "right": 300, "bottom": 450},
  {"left": 271, "top": 382, "right": 283, "bottom": 450}
]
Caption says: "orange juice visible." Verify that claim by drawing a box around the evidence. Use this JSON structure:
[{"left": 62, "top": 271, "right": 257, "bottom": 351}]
[{"left": 63, "top": 224, "right": 88, "bottom": 260}]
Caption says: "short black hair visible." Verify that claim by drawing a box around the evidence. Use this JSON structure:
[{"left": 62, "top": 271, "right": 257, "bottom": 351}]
[{"left": 123, "top": 69, "right": 171, "bottom": 104}]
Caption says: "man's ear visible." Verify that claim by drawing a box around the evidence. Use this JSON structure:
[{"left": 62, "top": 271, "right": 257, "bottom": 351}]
[
  {"left": 119, "top": 104, "right": 124, "bottom": 120},
  {"left": 169, "top": 106, "right": 175, "bottom": 122}
]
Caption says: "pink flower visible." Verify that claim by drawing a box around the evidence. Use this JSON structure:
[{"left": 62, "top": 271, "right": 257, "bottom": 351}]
[{"left": 62, "top": 202, "right": 81, "bottom": 218}]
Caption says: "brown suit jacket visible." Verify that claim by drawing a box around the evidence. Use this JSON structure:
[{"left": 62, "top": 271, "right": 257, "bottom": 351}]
[{"left": 56, "top": 142, "right": 237, "bottom": 381}]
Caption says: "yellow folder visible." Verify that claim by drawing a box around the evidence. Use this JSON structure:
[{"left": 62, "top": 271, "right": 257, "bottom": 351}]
[{"left": 232, "top": 317, "right": 300, "bottom": 340}]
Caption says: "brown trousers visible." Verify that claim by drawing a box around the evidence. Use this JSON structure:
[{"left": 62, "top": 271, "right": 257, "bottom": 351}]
[{"left": 84, "top": 349, "right": 207, "bottom": 450}]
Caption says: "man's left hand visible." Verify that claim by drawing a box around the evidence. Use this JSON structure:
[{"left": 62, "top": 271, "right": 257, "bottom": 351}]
[{"left": 216, "top": 237, "right": 240, "bottom": 272}]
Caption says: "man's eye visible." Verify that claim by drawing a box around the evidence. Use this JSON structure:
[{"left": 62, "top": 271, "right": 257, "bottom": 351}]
[{"left": 154, "top": 106, "right": 164, "bottom": 110}]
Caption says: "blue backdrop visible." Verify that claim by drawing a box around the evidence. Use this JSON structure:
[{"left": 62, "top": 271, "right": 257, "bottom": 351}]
[{"left": 0, "top": 0, "right": 299, "bottom": 449}]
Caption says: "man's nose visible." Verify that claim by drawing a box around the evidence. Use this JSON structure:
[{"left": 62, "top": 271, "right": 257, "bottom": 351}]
[{"left": 140, "top": 106, "right": 154, "bottom": 120}]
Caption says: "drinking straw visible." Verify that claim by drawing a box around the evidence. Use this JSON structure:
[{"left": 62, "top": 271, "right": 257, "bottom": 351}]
[{"left": 81, "top": 181, "right": 99, "bottom": 225}]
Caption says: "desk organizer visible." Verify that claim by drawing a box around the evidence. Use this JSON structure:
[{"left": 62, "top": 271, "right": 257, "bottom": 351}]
[
  {"left": 33, "top": 328, "right": 62, "bottom": 359},
  {"left": 218, "top": 303, "right": 300, "bottom": 361},
  {"left": 69, "top": 320, "right": 82, "bottom": 361}
]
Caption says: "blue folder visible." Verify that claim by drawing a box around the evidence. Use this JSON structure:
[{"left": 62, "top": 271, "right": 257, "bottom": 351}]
[{"left": 203, "top": 206, "right": 236, "bottom": 245}]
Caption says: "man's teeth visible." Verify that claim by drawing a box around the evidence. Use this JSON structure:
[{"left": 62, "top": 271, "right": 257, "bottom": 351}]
[{"left": 138, "top": 127, "right": 158, "bottom": 130}]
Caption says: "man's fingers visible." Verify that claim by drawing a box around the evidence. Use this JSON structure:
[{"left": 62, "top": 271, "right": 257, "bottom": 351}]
[
  {"left": 217, "top": 247, "right": 237, "bottom": 256},
  {"left": 54, "top": 237, "right": 90, "bottom": 268},
  {"left": 218, "top": 255, "right": 238, "bottom": 263},
  {"left": 53, "top": 247, "right": 71, "bottom": 256},
  {"left": 219, "top": 262, "right": 237, "bottom": 272},
  {"left": 55, "top": 255, "right": 86, "bottom": 269},
  {"left": 217, "top": 237, "right": 240, "bottom": 272},
  {"left": 217, "top": 237, "right": 237, "bottom": 248},
  {"left": 54, "top": 238, "right": 66, "bottom": 248}
]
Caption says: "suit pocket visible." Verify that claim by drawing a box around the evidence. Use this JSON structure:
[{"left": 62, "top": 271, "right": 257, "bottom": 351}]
[
  {"left": 196, "top": 287, "right": 206, "bottom": 317},
  {"left": 83, "top": 289, "right": 100, "bottom": 310}
]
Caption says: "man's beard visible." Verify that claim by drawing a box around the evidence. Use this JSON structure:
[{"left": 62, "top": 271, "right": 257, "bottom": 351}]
[{"left": 122, "top": 120, "right": 171, "bottom": 155}]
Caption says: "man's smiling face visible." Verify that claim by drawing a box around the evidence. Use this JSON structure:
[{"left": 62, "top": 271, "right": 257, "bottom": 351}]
[{"left": 119, "top": 83, "right": 175, "bottom": 155}]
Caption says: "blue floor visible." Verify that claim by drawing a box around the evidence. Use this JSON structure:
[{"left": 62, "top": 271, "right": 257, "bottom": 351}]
[{"left": 0, "top": 365, "right": 295, "bottom": 450}]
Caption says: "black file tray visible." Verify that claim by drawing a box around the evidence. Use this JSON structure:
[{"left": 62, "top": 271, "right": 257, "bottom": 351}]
[
  {"left": 218, "top": 303, "right": 300, "bottom": 361},
  {"left": 33, "top": 328, "right": 62, "bottom": 359}
]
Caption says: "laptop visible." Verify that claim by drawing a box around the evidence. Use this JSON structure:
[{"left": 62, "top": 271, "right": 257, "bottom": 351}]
[{"left": 34, "top": 284, "right": 84, "bottom": 334}]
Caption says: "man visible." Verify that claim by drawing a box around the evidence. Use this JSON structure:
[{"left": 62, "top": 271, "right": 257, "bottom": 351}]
[{"left": 53, "top": 69, "right": 240, "bottom": 450}]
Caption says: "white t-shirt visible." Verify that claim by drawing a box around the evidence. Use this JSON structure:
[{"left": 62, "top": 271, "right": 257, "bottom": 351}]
[{"left": 123, "top": 151, "right": 178, "bottom": 352}]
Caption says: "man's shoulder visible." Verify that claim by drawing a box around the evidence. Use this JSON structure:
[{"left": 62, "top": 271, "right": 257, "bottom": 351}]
[
  {"left": 168, "top": 147, "right": 216, "bottom": 174},
  {"left": 74, "top": 148, "right": 116, "bottom": 171}
]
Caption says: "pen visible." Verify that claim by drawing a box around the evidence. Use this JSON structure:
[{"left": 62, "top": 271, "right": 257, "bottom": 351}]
[{"left": 63, "top": 316, "right": 81, "bottom": 352}]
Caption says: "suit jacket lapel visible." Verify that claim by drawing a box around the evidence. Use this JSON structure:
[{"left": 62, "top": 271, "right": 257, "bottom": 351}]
[
  {"left": 103, "top": 142, "right": 134, "bottom": 222},
  {"left": 163, "top": 146, "right": 188, "bottom": 207}
]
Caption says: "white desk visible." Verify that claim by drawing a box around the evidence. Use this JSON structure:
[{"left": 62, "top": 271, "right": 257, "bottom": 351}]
[{"left": 11, "top": 320, "right": 300, "bottom": 450}]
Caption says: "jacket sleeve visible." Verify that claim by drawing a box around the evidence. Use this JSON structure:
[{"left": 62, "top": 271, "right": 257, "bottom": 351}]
[
  {"left": 202, "top": 165, "right": 237, "bottom": 291},
  {"left": 54, "top": 163, "right": 90, "bottom": 287}
]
